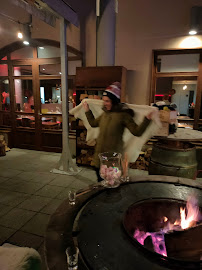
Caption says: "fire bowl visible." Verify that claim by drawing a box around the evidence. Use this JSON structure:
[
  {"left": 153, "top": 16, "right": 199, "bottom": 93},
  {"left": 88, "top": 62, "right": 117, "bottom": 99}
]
[
  {"left": 123, "top": 198, "right": 202, "bottom": 262},
  {"left": 46, "top": 176, "right": 202, "bottom": 270}
]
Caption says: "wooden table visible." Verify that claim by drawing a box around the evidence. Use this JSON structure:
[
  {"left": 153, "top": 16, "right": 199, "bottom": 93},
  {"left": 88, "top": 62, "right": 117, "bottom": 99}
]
[
  {"left": 29, "top": 121, "right": 60, "bottom": 129},
  {"left": 164, "top": 128, "right": 202, "bottom": 141},
  {"left": 42, "top": 122, "right": 59, "bottom": 129}
]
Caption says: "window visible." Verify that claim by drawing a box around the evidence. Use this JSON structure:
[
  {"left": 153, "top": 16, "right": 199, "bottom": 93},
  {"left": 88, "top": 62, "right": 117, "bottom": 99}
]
[
  {"left": 157, "top": 54, "right": 200, "bottom": 73},
  {"left": 0, "top": 78, "right": 10, "bottom": 111},
  {"left": 11, "top": 47, "right": 33, "bottom": 59},
  {"left": 0, "top": 64, "right": 8, "bottom": 76},
  {"left": 40, "top": 79, "right": 62, "bottom": 113},
  {"left": 14, "top": 79, "right": 34, "bottom": 112},
  {"left": 151, "top": 49, "right": 202, "bottom": 130},
  {"left": 41, "top": 115, "right": 62, "bottom": 130},
  {"left": 39, "top": 64, "right": 61, "bottom": 76},
  {"left": 37, "top": 46, "right": 60, "bottom": 58},
  {"left": 14, "top": 66, "right": 32, "bottom": 76},
  {"left": 155, "top": 77, "right": 197, "bottom": 120},
  {"left": 16, "top": 114, "right": 35, "bottom": 128}
]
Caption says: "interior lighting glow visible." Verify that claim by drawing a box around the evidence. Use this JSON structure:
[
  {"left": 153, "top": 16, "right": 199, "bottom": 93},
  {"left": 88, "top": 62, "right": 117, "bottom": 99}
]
[
  {"left": 42, "top": 68, "right": 45, "bottom": 71},
  {"left": 59, "top": 72, "right": 62, "bottom": 75},
  {"left": 39, "top": 47, "right": 44, "bottom": 49},
  {"left": 17, "top": 32, "right": 23, "bottom": 39},
  {"left": 189, "top": 30, "right": 197, "bottom": 35},
  {"left": 179, "top": 37, "right": 202, "bottom": 48},
  {"left": 23, "top": 41, "right": 29, "bottom": 45},
  {"left": 183, "top": 85, "right": 187, "bottom": 90},
  {"left": 155, "top": 94, "right": 171, "bottom": 97}
]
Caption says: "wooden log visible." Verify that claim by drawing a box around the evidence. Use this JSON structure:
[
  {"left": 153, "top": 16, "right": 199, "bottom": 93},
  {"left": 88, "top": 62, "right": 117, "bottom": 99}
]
[
  {"left": 0, "top": 144, "right": 6, "bottom": 156},
  {"left": 144, "top": 235, "right": 154, "bottom": 252},
  {"left": 164, "top": 224, "right": 202, "bottom": 261}
]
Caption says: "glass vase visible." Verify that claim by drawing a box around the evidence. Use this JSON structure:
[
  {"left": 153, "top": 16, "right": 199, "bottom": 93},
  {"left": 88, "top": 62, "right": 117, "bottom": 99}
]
[{"left": 99, "top": 152, "right": 122, "bottom": 188}]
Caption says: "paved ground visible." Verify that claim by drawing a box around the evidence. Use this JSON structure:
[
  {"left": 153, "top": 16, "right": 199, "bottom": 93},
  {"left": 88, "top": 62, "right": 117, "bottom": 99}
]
[
  {"left": 0, "top": 148, "right": 149, "bottom": 269},
  {"left": 1, "top": 148, "right": 200, "bottom": 269},
  {"left": 0, "top": 148, "right": 98, "bottom": 269}
]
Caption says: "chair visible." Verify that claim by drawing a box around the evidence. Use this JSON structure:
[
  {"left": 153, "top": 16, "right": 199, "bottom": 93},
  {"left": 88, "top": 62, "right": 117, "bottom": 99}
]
[{"left": 22, "top": 118, "right": 31, "bottom": 127}]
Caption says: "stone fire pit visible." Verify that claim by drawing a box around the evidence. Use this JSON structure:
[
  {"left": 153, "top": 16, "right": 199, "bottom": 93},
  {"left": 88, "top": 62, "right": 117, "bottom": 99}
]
[{"left": 45, "top": 175, "right": 202, "bottom": 270}]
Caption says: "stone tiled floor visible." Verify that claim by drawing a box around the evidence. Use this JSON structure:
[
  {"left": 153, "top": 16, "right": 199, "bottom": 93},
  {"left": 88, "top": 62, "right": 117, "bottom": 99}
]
[
  {"left": 0, "top": 148, "right": 98, "bottom": 269},
  {"left": 0, "top": 148, "right": 149, "bottom": 269},
  {"left": 1, "top": 148, "right": 199, "bottom": 269}
]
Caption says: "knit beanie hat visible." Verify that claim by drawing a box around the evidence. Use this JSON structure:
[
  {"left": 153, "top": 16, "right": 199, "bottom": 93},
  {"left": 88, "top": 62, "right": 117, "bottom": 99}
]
[{"left": 103, "top": 82, "right": 121, "bottom": 103}]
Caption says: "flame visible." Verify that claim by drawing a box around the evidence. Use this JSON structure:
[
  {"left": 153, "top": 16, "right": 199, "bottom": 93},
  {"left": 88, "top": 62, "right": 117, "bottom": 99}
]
[
  {"left": 180, "top": 196, "right": 199, "bottom": 229},
  {"left": 174, "top": 220, "right": 180, "bottom": 226},
  {"left": 163, "top": 216, "right": 168, "bottom": 222},
  {"left": 133, "top": 195, "right": 201, "bottom": 257}
]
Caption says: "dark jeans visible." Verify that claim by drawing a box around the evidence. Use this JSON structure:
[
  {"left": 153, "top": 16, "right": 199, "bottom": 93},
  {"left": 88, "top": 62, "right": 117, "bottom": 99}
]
[{"left": 94, "top": 167, "right": 103, "bottom": 182}]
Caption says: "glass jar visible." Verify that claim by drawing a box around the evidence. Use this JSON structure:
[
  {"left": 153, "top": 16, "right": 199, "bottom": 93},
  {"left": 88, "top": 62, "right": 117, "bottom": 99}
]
[{"left": 99, "top": 152, "right": 122, "bottom": 188}]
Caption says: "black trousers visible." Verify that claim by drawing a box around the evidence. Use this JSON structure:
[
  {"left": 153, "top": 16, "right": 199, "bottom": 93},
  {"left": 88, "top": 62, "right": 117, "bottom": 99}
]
[{"left": 94, "top": 167, "right": 103, "bottom": 182}]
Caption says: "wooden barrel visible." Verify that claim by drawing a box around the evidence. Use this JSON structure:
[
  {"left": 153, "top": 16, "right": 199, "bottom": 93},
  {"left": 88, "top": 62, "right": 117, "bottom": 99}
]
[{"left": 148, "top": 141, "right": 197, "bottom": 179}]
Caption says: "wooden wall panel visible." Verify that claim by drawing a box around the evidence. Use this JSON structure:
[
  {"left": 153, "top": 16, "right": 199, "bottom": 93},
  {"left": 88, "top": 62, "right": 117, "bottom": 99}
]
[
  {"left": 76, "top": 66, "right": 126, "bottom": 88},
  {"left": 42, "top": 133, "right": 62, "bottom": 148},
  {"left": 14, "top": 130, "right": 35, "bottom": 149}
]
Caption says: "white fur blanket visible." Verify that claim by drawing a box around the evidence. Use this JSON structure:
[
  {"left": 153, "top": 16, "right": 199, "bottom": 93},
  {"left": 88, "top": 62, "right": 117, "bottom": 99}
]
[
  {"left": 0, "top": 245, "right": 41, "bottom": 270},
  {"left": 70, "top": 99, "right": 161, "bottom": 162}
]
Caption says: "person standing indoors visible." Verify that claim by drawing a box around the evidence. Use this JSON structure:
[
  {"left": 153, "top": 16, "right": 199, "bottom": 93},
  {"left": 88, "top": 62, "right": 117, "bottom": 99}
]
[{"left": 82, "top": 82, "right": 154, "bottom": 182}]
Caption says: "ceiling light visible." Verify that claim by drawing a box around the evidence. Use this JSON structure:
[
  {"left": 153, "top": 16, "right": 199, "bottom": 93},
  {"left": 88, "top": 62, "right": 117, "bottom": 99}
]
[
  {"left": 39, "top": 47, "right": 44, "bottom": 49},
  {"left": 42, "top": 68, "right": 45, "bottom": 71},
  {"left": 179, "top": 36, "right": 202, "bottom": 48},
  {"left": 189, "top": 30, "right": 197, "bottom": 35},
  {"left": 17, "top": 32, "right": 23, "bottom": 39},
  {"left": 59, "top": 72, "right": 62, "bottom": 75},
  {"left": 23, "top": 41, "right": 29, "bottom": 45},
  {"left": 22, "top": 23, "right": 31, "bottom": 46},
  {"left": 183, "top": 85, "right": 187, "bottom": 90}
]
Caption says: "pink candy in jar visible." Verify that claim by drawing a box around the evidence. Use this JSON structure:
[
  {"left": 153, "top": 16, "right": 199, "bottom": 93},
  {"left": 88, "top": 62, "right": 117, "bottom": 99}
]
[{"left": 100, "top": 165, "right": 121, "bottom": 186}]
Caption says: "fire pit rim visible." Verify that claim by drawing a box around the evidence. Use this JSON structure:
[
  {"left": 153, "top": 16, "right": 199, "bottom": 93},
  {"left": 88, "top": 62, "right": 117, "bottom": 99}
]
[
  {"left": 154, "top": 142, "right": 196, "bottom": 152},
  {"left": 45, "top": 176, "right": 202, "bottom": 270}
]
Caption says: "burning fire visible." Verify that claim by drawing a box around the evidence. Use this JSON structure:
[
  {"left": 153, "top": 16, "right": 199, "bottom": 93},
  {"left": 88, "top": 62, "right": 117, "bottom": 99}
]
[
  {"left": 133, "top": 195, "right": 201, "bottom": 257},
  {"left": 163, "top": 216, "right": 168, "bottom": 222},
  {"left": 180, "top": 196, "right": 199, "bottom": 229}
]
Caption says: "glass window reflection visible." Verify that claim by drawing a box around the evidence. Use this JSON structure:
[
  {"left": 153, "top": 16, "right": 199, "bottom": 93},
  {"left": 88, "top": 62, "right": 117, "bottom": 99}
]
[
  {"left": 16, "top": 115, "right": 35, "bottom": 128},
  {"left": 0, "top": 64, "right": 8, "bottom": 76},
  {"left": 157, "top": 54, "right": 200, "bottom": 73},
  {"left": 40, "top": 79, "right": 62, "bottom": 114},
  {"left": 0, "top": 79, "right": 10, "bottom": 111},
  {"left": 39, "top": 64, "right": 61, "bottom": 76},
  {"left": 14, "top": 79, "right": 34, "bottom": 112},
  {"left": 14, "top": 66, "right": 32, "bottom": 76},
  {"left": 41, "top": 115, "right": 62, "bottom": 130}
]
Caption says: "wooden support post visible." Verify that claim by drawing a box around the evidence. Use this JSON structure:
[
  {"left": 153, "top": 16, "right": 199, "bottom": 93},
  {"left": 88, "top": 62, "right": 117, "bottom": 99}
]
[
  {"left": 194, "top": 54, "right": 202, "bottom": 130},
  {"left": 51, "top": 17, "right": 80, "bottom": 175}
]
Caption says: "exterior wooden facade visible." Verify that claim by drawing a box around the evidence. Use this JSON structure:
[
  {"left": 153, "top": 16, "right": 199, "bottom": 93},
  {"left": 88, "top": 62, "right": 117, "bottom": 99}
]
[{"left": 0, "top": 39, "right": 82, "bottom": 152}]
